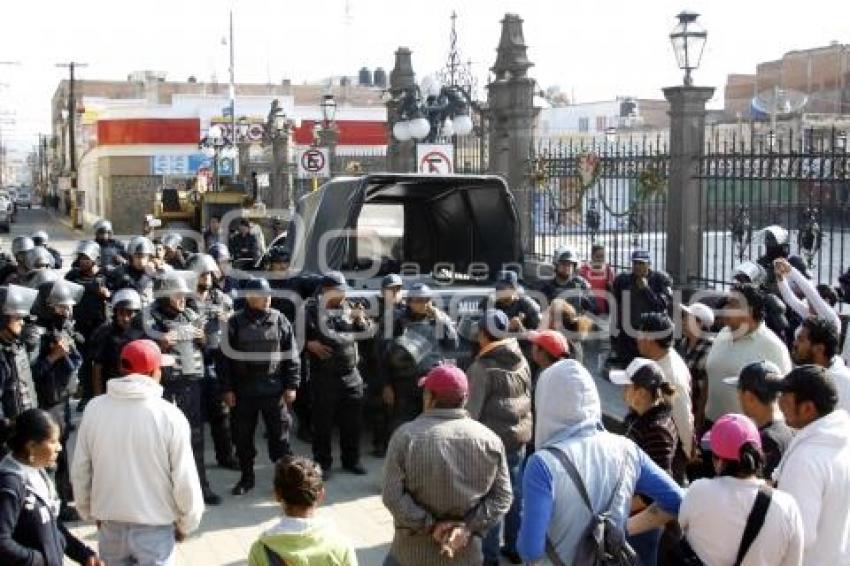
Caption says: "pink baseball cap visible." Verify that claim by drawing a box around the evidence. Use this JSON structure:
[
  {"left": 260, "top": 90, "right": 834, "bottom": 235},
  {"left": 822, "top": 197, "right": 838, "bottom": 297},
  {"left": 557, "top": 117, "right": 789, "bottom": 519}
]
[
  {"left": 704, "top": 414, "right": 762, "bottom": 461},
  {"left": 418, "top": 364, "right": 468, "bottom": 395}
]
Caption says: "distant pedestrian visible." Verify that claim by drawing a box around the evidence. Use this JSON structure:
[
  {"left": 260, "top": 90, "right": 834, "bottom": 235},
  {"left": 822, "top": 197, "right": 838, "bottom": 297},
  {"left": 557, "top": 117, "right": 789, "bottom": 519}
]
[
  {"left": 248, "top": 456, "right": 357, "bottom": 566},
  {"left": 383, "top": 364, "right": 512, "bottom": 565},
  {"left": 71, "top": 339, "right": 204, "bottom": 566},
  {"left": 680, "top": 414, "right": 804, "bottom": 566}
]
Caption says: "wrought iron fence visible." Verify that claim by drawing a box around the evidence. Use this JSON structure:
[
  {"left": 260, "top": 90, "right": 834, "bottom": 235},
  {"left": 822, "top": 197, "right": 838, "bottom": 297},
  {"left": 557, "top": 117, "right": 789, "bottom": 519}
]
[
  {"left": 528, "top": 135, "right": 669, "bottom": 271},
  {"left": 454, "top": 113, "right": 488, "bottom": 174},
  {"left": 695, "top": 128, "right": 850, "bottom": 288}
]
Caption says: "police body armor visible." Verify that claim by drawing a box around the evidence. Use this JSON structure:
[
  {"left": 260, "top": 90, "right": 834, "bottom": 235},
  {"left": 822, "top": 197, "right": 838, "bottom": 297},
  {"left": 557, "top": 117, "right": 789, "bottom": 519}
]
[
  {"left": 229, "top": 309, "right": 289, "bottom": 383},
  {"left": 309, "top": 306, "right": 360, "bottom": 378},
  {"left": 148, "top": 306, "right": 204, "bottom": 381},
  {"left": 192, "top": 290, "right": 232, "bottom": 352},
  {"left": 387, "top": 320, "right": 446, "bottom": 380},
  {"left": 109, "top": 266, "right": 155, "bottom": 307},
  {"left": 0, "top": 339, "right": 36, "bottom": 420},
  {"left": 34, "top": 320, "right": 80, "bottom": 408}
]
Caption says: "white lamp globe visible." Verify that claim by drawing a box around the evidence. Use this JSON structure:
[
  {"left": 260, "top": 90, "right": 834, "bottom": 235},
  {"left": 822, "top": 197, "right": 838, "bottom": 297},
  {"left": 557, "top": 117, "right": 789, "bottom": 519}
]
[
  {"left": 409, "top": 117, "right": 431, "bottom": 140},
  {"left": 393, "top": 121, "right": 412, "bottom": 141},
  {"left": 441, "top": 117, "right": 454, "bottom": 138},
  {"left": 208, "top": 124, "right": 223, "bottom": 140},
  {"left": 453, "top": 114, "right": 473, "bottom": 136}
]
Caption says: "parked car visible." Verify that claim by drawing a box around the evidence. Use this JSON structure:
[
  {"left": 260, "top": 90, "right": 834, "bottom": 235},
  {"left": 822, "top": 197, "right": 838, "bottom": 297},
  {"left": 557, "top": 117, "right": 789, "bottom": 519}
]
[
  {"left": 0, "top": 191, "right": 15, "bottom": 222},
  {"left": 0, "top": 196, "right": 11, "bottom": 232}
]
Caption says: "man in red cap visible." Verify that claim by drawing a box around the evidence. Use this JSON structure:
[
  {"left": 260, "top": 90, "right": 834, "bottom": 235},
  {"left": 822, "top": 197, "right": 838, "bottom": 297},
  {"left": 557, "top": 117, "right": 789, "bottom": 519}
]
[
  {"left": 528, "top": 329, "right": 570, "bottom": 370},
  {"left": 382, "top": 364, "right": 512, "bottom": 565},
  {"left": 72, "top": 339, "right": 204, "bottom": 566}
]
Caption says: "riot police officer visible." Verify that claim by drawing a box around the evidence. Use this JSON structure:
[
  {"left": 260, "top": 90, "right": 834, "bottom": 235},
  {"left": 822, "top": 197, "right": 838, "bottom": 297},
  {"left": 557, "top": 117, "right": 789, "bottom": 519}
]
[
  {"left": 228, "top": 218, "right": 261, "bottom": 262},
  {"left": 31, "top": 230, "right": 63, "bottom": 269},
  {"left": 65, "top": 241, "right": 109, "bottom": 411},
  {"left": 187, "top": 253, "right": 238, "bottom": 471},
  {"left": 0, "top": 237, "right": 35, "bottom": 285},
  {"left": 21, "top": 247, "right": 56, "bottom": 288},
  {"left": 305, "top": 271, "right": 371, "bottom": 479},
  {"left": 89, "top": 289, "right": 144, "bottom": 396},
  {"left": 161, "top": 232, "right": 187, "bottom": 269},
  {"left": 107, "top": 236, "right": 156, "bottom": 306},
  {"left": 541, "top": 248, "right": 595, "bottom": 313},
  {"left": 266, "top": 247, "right": 298, "bottom": 323},
  {"left": 361, "top": 274, "right": 404, "bottom": 457},
  {"left": 145, "top": 271, "right": 220, "bottom": 504},
  {"left": 385, "top": 282, "right": 459, "bottom": 431},
  {"left": 220, "top": 277, "right": 301, "bottom": 495},
  {"left": 0, "top": 285, "right": 39, "bottom": 451},
  {"left": 479, "top": 270, "right": 541, "bottom": 366},
  {"left": 209, "top": 243, "right": 240, "bottom": 298},
  {"left": 32, "top": 278, "right": 84, "bottom": 520},
  {"left": 93, "top": 219, "right": 126, "bottom": 269}
]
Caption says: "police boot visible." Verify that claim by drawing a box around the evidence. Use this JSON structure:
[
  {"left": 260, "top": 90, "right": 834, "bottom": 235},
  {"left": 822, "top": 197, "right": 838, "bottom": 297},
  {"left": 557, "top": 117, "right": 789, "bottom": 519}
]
[
  {"left": 231, "top": 471, "right": 255, "bottom": 496},
  {"left": 217, "top": 455, "right": 240, "bottom": 471},
  {"left": 202, "top": 484, "right": 222, "bottom": 506}
]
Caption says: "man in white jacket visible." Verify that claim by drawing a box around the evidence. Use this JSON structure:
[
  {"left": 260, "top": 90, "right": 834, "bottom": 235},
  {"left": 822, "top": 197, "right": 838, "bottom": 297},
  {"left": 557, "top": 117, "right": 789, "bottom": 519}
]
[
  {"left": 772, "top": 364, "right": 850, "bottom": 566},
  {"left": 71, "top": 339, "right": 205, "bottom": 566}
]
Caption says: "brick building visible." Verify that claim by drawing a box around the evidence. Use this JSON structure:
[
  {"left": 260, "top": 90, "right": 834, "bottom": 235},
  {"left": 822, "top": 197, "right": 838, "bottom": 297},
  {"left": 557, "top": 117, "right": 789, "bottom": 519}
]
[{"left": 724, "top": 42, "right": 850, "bottom": 118}]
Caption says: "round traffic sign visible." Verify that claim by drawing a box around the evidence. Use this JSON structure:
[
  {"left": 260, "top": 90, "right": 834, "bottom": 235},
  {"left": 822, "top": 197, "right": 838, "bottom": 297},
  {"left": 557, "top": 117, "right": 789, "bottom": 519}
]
[
  {"left": 301, "top": 149, "right": 326, "bottom": 173},
  {"left": 418, "top": 150, "right": 453, "bottom": 174}
]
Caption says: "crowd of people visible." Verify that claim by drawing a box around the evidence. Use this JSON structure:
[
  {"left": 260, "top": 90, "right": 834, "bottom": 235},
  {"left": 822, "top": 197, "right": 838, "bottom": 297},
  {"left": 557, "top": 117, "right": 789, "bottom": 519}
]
[{"left": 0, "top": 218, "right": 848, "bottom": 565}]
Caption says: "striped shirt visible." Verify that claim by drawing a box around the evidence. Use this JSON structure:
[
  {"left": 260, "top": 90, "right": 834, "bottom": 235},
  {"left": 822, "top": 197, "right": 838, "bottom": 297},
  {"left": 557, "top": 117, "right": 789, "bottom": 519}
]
[
  {"left": 382, "top": 408, "right": 512, "bottom": 565},
  {"left": 623, "top": 403, "right": 677, "bottom": 475}
]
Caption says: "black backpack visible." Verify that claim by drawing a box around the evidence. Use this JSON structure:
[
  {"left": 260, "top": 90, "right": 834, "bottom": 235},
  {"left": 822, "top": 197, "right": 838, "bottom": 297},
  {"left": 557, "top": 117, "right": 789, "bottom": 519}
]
[{"left": 544, "top": 447, "right": 639, "bottom": 566}]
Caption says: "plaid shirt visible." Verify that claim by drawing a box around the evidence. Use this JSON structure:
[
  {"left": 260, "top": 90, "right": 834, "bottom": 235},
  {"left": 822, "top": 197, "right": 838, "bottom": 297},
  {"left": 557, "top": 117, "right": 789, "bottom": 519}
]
[
  {"left": 677, "top": 337, "right": 714, "bottom": 415},
  {"left": 382, "top": 408, "right": 512, "bottom": 565}
]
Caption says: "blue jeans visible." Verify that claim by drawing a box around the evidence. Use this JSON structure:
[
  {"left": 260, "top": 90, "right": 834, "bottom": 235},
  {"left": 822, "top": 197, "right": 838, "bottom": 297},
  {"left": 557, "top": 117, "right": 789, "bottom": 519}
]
[
  {"left": 483, "top": 446, "right": 525, "bottom": 562},
  {"left": 628, "top": 528, "right": 661, "bottom": 566},
  {"left": 98, "top": 522, "right": 176, "bottom": 566}
]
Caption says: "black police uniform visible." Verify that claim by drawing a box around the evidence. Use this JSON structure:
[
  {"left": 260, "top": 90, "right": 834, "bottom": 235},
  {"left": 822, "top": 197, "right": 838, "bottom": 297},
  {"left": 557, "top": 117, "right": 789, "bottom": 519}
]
[
  {"left": 228, "top": 232, "right": 261, "bottom": 262},
  {"left": 106, "top": 265, "right": 154, "bottom": 306},
  {"left": 0, "top": 334, "right": 37, "bottom": 451},
  {"left": 88, "top": 317, "right": 144, "bottom": 392},
  {"left": 304, "top": 299, "right": 369, "bottom": 473},
  {"left": 540, "top": 274, "right": 596, "bottom": 314},
  {"left": 95, "top": 238, "right": 126, "bottom": 269},
  {"left": 64, "top": 268, "right": 108, "bottom": 406},
  {"left": 360, "top": 297, "right": 404, "bottom": 455},
  {"left": 146, "top": 300, "right": 211, "bottom": 492},
  {"left": 387, "top": 306, "right": 459, "bottom": 431},
  {"left": 610, "top": 270, "right": 673, "bottom": 365},
  {"left": 187, "top": 289, "right": 237, "bottom": 468},
  {"left": 219, "top": 304, "right": 301, "bottom": 486},
  {"left": 32, "top": 311, "right": 82, "bottom": 513}
]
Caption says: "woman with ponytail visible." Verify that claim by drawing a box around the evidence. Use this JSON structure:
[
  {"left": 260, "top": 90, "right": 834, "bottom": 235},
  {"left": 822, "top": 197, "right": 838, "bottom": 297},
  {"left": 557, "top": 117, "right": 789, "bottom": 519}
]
[
  {"left": 610, "top": 358, "right": 678, "bottom": 565},
  {"left": 248, "top": 456, "right": 356, "bottom": 565},
  {"left": 679, "top": 414, "right": 804, "bottom": 565},
  {"left": 0, "top": 408, "right": 101, "bottom": 565}
]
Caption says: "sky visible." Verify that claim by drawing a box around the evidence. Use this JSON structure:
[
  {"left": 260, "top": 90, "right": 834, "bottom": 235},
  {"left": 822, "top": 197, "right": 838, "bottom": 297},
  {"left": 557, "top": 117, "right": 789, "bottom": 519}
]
[{"left": 1, "top": 0, "right": 848, "bottom": 154}]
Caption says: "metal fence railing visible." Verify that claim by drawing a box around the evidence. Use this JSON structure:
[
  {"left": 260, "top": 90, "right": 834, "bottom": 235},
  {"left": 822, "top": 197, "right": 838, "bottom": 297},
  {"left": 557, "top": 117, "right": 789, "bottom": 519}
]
[
  {"left": 528, "top": 135, "right": 669, "bottom": 271},
  {"left": 695, "top": 128, "right": 850, "bottom": 288}
]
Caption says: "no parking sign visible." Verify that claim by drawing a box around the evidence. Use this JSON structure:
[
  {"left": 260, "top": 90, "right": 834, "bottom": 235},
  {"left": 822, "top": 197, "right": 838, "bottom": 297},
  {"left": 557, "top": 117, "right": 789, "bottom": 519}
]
[{"left": 297, "top": 148, "right": 330, "bottom": 178}]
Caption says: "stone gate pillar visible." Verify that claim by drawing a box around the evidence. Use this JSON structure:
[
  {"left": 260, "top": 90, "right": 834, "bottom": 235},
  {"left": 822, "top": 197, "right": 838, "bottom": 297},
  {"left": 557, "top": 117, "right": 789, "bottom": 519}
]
[
  {"left": 487, "top": 14, "right": 539, "bottom": 254},
  {"left": 386, "top": 47, "right": 417, "bottom": 173},
  {"left": 663, "top": 86, "right": 714, "bottom": 286}
]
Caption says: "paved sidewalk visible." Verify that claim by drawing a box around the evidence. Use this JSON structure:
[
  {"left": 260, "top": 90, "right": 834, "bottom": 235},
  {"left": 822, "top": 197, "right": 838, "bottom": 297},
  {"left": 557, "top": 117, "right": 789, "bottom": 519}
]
[{"left": 66, "top": 427, "right": 395, "bottom": 565}]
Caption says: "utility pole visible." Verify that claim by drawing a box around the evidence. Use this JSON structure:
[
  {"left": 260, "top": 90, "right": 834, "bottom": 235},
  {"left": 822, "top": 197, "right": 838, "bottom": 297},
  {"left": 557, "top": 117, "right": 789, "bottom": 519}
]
[
  {"left": 56, "top": 61, "right": 88, "bottom": 227},
  {"left": 229, "top": 9, "right": 237, "bottom": 180}
]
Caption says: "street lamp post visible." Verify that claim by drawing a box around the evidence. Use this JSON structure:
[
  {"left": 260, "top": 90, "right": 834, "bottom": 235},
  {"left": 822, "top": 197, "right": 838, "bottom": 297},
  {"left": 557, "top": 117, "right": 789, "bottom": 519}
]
[
  {"left": 199, "top": 124, "right": 237, "bottom": 192},
  {"left": 317, "top": 93, "right": 339, "bottom": 174},
  {"left": 390, "top": 83, "right": 474, "bottom": 144},
  {"left": 236, "top": 115, "right": 250, "bottom": 185},
  {"left": 669, "top": 11, "right": 707, "bottom": 87}
]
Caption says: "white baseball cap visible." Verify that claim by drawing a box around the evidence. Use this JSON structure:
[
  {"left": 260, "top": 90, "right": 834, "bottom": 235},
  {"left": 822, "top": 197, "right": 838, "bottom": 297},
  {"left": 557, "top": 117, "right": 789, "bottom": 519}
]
[
  {"left": 681, "top": 302, "right": 715, "bottom": 328},
  {"left": 609, "top": 358, "right": 665, "bottom": 387}
]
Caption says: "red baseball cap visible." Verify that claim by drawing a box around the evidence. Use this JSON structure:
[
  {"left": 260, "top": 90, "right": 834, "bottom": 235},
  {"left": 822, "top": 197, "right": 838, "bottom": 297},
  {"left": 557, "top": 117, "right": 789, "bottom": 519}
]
[
  {"left": 120, "top": 339, "right": 175, "bottom": 375},
  {"left": 418, "top": 364, "right": 468, "bottom": 395},
  {"left": 527, "top": 330, "right": 570, "bottom": 358}
]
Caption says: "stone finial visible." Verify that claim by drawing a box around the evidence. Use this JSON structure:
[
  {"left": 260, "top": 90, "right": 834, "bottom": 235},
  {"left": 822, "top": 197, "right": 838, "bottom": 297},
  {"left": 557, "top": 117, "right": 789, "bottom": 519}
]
[
  {"left": 389, "top": 47, "right": 416, "bottom": 91},
  {"left": 491, "top": 14, "right": 533, "bottom": 80}
]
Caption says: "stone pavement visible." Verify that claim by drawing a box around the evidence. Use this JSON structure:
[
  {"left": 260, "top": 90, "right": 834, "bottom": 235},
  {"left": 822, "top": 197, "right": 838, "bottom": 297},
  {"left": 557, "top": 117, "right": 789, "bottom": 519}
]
[{"left": 65, "top": 427, "right": 395, "bottom": 565}]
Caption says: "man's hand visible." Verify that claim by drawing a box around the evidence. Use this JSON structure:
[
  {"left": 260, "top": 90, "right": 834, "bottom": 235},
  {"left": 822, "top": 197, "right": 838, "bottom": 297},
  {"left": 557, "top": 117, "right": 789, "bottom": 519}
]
[
  {"left": 174, "top": 526, "right": 187, "bottom": 543},
  {"left": 281, "top": 390, "right": 296, "bottom": 406},
  {"left": 382, "top": 385, "right": 395, "bottom": 406},
  {"left": 84, "top": 556, "right": 105, "bottom": 566},
  {"left": 222, "top": 392, "right": 236, "bottom": 408},
  {"left": 306, "top": 340, "right": 332, "bottom": 360},
  {"left": 47, "top": 338, "right": 70, "bottom": 363},
  {"left": 162, "top": 331, "right": 179, "bottom": 348},
  {"left": 432, "top": 522, "right": 471, "bottom": 558},
  {"left": 774, "top": 257, "right": 791, "bottom": 279}
]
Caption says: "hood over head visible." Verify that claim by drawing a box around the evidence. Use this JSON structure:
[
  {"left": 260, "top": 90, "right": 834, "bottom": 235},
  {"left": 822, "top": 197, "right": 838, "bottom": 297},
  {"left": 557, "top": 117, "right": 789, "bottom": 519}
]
[
  {"left": 106, "top": 374, "right": 164, "bottom": 400},
  {"left": 535, "top": 359, "right": 601, "bottom": 449}
]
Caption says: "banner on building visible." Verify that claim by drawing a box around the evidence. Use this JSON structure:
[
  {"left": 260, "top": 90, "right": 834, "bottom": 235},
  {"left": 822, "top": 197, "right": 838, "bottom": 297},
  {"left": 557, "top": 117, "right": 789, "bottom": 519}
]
[
  {"left": 416, "top": 144, "right": 454, "bottom": 174},
  {"left": 209, "top": 117, "right": 266, "bottom": 142},
  {"left": 297, "top": 148, "right": 330, "bottom": 179}
]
